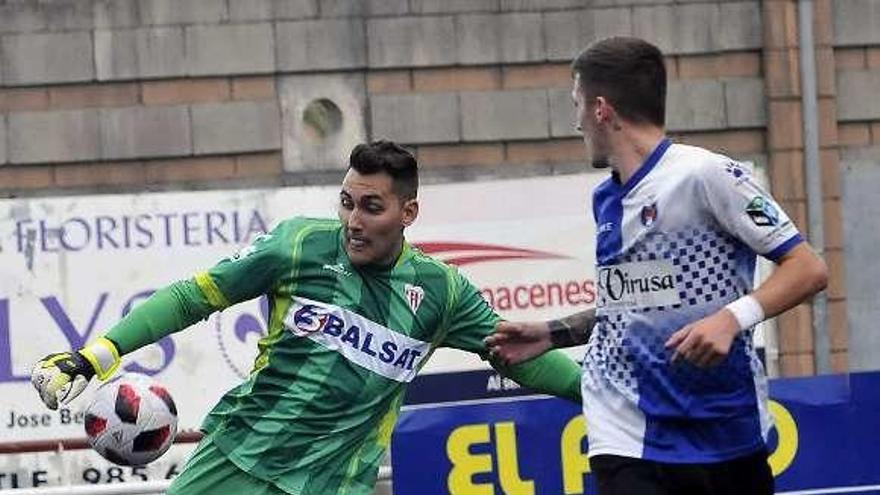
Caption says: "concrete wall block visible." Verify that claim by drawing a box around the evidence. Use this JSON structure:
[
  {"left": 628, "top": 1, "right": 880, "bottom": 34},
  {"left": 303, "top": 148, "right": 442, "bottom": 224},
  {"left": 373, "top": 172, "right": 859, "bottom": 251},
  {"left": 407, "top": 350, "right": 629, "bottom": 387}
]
[
  {"left": 718, "top": 2, "right": 763, "bottom": 50},
  {"left": 633, "top": 2, "right": 759, "bottom": 53},
  {"left": 461, "top": 89, "right": 550, "bottom": 141},
  {"left": 186, "top": 23, "right": 275, "bottom": 76},
  {"left": 370, "top": 93, "right": 459, "bottom": 144},
  {"left": 457, "top": 13, "right": 544, "bottom": 65},
  {"left": 834, "top": 0, "right": 880, "bottom": 46},
  {"left": 632, "top": 5, "right": 677, "bottom": 54},
  {"left": 545, "top": 8, "right": 632, "bottom": 61},
  {"left": 633, "top": 4, "right": 719, "bottom": 55},
  {"left": 0, "top": 117, "right": 6, "bottom": 165},
  {"left": 277, "top": 19, "right": 366, "bottom": 71},
  {"left": 2, "top": 32, "right": 93, "bottom": 85},
  {"left": 367, "top": 16, "right": 456, "bottom": 68},
  {"left": 668, "top": 3, "right": 719, "bottom": 54},
  {"left": 319, "top": 0, "right": 409, "bottom": 16},
  {"left": 94, "top": 0, "right": 140, "bottom": 28},
  {"left": 587, "top": 0, "right": 675, "bottom": 5},
  {"left": 666, "top": 80, "right": 726, "bottom": 131},
  {"left": 279, "top": 73, "right": 367, "bottom": 171},
  {"left": 456, "top": 15, "right": 499, "bottom": 65},
  {"left": 837, "top": 71, "right": 880, "bottom": 121},
  {"left": 43, "top": 1, "right": 95, "bottom": 31},
  {"left": 94, "top": 27, "right": 186, "bottom": 80},
  {"left": 192, "top": 101, "right": 281, "bottom": 154},
  {"left": 549, "top": 88, "right": 579, "bottom": 138},
  {"left": 500, "top": 0, "right": 582, "bottom": 10},
  {"left": 230, "top": 0, "right": 318, "bottom": 21},
  {"left": 138, "top": 0, "right": 228, "bottom": 25},
  {"left": 100, "top": 106, "right": 191, "bottom": 159},
  {"left": 0, "top": 3, "right": 47, "bottom": 34},
  {"left": 364, "top": 0, "right": 410, "bottom": 16},
  {"left": 500, "top": 13, "right": 545, "bottom": 63},
  {"left": 9, "top": 110, "right": 100, "bottom": 164},
  {"left": 842, "top": 158, "right": 880, "bottom": 369},
  {"left": 724, "top": 78, "right": 766, "bottom": 128},
  {"left": 410, "top": 0, "right": 498, "bottom": 14}
]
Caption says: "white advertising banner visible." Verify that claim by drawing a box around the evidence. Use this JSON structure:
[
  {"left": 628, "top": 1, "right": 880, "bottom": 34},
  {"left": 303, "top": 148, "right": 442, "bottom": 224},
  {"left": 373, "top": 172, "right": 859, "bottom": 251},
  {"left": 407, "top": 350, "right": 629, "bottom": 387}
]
[{"left": 0, "top": 172, "right": 604, "bottom": 487}]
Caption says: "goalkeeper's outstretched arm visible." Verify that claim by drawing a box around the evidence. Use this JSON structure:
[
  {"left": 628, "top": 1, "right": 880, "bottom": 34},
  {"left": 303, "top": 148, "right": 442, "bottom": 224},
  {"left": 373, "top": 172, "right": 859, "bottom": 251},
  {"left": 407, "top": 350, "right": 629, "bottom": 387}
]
[
  {"left": 32, "top": 278, "right": 216, "bottom": 410},
  {"left": 491, "top": 350, "right": 582, "bottom": 404}
]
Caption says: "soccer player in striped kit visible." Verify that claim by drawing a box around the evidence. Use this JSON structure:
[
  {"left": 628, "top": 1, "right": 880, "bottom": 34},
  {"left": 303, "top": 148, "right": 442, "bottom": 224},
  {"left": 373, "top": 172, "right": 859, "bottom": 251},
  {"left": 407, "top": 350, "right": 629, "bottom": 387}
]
[
  {"left": 32, "top": 141, "right": 583, "bottom": 495},
  {"left": 486, "top": 37, "right": 828, "bottom": 495}
]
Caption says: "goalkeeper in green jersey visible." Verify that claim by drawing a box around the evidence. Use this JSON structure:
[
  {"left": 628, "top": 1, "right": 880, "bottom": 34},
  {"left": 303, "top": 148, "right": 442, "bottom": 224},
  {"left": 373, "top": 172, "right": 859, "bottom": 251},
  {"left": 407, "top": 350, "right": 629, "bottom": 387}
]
[{"left": 31, "top": 140, "right": 583, "bottom": 495}]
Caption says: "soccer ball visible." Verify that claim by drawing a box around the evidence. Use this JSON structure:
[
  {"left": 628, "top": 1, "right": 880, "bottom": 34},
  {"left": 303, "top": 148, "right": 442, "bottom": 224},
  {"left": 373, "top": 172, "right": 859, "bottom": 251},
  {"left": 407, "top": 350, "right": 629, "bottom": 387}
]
[{"left": 84, "top": 374, "right": 178, "bottom": 466}]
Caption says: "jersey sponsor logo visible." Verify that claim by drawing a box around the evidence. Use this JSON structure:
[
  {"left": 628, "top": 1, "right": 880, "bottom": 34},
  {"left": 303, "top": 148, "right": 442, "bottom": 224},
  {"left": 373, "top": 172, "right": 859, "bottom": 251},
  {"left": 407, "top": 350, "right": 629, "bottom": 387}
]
[
  {"left": 598, "top": 222, "right": 615, "bottom": 234},
  {"left": 746, "top": 196, "right": 779, "bottom": 227},
  {"left": 725, "top": 161, "right": 748, "bottom": 179},
  {"left": 640, "top": 202, "right": 658, "bottom": 227},
  {"left": 724, "top": 160, "right": 757, "bottom": 187},
  {"left": 596, "top": 260, "right": 681, "bottom": 310},
  {"left": 404, "top": 284, "right": 425, "bottom": 313},
  {"left": 284, "top": 297, "right": 431, "bottom": 382},
  {"left": 322, "top": 263, "right": 351, "bottom": 277}
]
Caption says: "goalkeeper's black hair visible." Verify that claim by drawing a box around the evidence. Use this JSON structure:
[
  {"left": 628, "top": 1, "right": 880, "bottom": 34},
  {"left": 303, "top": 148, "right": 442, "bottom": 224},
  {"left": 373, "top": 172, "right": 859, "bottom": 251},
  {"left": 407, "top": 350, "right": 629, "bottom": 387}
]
[
  {"left": 572, "top": 37, "right": 666, "bottom": 127},
  {"left": 348, "top": 140, "right": 418, "bottom": 200}
]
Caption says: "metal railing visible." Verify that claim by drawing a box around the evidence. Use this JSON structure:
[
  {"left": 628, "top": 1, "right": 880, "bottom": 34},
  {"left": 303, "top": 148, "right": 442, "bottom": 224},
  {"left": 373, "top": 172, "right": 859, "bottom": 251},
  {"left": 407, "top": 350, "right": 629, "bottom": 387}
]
[
  {"left": 2, "top": 467, "right": 393, "bottom": 495},
  {"left": 0, "top": 432, "right": 392, "bottom": 494}
]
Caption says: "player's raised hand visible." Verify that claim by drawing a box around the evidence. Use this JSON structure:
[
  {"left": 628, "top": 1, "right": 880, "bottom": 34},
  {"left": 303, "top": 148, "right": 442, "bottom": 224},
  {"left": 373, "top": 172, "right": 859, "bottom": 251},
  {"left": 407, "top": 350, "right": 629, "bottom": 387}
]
[
  {"left": 32, "top": 351, "right": 96, "bottom": 410},
  {"left": 31, "top": 338, "right": 121, "bottom": 410},
  {"left": 484, "top": 321, "right": 552, "bottom": 366},
  {"left": 665, "top": 309, "right": 740, "bottom": 368}
]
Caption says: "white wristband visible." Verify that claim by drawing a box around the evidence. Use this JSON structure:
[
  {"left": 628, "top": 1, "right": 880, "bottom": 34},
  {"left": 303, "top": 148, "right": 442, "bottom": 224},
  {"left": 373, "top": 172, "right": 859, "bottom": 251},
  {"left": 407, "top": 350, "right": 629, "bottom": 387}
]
[{"left": 725, "top": 295, "right": 765, "bottom": 331}]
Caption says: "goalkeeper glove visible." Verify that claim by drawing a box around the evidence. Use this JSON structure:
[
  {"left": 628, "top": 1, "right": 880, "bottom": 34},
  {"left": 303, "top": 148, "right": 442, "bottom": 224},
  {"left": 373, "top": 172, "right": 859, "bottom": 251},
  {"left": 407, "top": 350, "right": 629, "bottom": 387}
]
[{"left": 31, "top": 337, "right": 121, "bottom": 410}]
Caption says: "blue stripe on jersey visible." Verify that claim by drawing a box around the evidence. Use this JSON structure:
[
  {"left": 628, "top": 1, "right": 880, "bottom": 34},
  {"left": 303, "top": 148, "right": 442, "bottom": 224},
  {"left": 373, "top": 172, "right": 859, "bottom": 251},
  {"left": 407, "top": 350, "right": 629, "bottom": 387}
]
[
  {"left": 593, "top": 180, "right": 624, "bottom": 265},
  {"left": 621, "top": 138, "right": 671, "bottom": 196},
  {"left": 593, "top": 138, "right": 672, "bottom": 266},
  {"left": 765, "top": 233, "right": 804, "bottom": 261}
]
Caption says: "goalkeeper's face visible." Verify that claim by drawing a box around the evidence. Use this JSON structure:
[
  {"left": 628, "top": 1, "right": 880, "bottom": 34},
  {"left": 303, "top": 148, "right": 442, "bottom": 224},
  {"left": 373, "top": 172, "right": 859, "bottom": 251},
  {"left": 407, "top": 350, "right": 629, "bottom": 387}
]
[{"left": 338, "top": 169, "right": 419, "bottom": 267}]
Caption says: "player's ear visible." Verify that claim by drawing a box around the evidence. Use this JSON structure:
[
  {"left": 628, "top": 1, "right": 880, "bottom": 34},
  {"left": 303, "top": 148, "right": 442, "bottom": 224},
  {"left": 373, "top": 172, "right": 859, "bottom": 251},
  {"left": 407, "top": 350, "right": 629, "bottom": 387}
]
[
  {"left": 401, "top": 198, "right": 418, "bottom": 228},
  {"left": 595, "top": 96, "right": 611, "bottom": 123}
]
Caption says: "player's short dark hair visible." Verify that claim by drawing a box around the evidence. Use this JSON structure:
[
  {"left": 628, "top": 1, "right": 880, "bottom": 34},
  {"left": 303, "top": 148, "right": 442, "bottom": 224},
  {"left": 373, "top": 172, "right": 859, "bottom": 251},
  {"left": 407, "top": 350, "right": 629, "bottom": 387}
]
[
  {"left": 572, "top": 37, "right": 666, "bottom": 127},
  {"left": 349, "top": 140, "right": 419, "bottom": 200}
]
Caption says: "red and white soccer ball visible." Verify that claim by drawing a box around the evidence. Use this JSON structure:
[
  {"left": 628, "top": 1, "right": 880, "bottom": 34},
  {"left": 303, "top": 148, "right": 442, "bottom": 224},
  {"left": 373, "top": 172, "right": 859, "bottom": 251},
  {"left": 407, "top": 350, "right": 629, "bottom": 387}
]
[{"left": 84, "top": 374, "right": 178, "bottom": 466}]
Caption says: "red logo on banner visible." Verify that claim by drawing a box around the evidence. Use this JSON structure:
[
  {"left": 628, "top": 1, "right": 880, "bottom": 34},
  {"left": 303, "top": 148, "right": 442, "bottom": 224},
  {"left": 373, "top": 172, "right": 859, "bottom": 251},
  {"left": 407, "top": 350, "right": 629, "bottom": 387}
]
[{"left": 414, "top": 242, "right": 567, "bottom": 266}]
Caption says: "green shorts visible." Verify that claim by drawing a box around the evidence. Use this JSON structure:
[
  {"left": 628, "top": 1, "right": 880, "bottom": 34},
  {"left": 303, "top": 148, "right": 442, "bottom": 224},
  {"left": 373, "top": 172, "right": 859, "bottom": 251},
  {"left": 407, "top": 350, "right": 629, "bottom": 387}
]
[{"left": 166, "top": 433, "right": 288, "bottom": 495}]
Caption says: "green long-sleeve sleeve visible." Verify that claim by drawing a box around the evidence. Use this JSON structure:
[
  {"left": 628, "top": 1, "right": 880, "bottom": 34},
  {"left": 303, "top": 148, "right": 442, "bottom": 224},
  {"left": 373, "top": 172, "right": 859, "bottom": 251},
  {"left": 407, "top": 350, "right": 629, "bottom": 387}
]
[
  {"left": 105, "top": 279, "right": 215, "bottom": 355},
  {"left": 496, "top": 350, "right": 582, "bottom": 404}
]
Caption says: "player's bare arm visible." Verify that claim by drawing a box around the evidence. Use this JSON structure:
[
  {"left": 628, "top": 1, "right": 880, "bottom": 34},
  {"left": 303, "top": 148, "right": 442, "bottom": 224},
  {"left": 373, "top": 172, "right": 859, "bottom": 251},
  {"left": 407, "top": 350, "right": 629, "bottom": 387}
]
[
  {"left": 550, "top": 309, "right": 596, "bottom": 347},
  {"left": 667, "top": 243, "right": 828, "bottom": 368},
  {"left": 485, "top": 308, "right": 595, "bottom": 365}
]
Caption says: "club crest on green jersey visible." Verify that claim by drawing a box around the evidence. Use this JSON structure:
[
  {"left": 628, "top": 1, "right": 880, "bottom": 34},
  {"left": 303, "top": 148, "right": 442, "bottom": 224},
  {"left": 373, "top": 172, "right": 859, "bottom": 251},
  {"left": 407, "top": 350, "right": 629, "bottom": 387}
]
[{"left": 405, "top": 284, "right": 425, "bottom": 313}]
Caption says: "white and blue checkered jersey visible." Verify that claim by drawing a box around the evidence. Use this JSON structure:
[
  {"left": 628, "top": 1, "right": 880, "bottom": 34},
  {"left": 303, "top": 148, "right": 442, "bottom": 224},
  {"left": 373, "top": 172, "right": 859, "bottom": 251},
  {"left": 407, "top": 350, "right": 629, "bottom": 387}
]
[{"left": 583, "top": 138, "right": 803, "bottom": 463}]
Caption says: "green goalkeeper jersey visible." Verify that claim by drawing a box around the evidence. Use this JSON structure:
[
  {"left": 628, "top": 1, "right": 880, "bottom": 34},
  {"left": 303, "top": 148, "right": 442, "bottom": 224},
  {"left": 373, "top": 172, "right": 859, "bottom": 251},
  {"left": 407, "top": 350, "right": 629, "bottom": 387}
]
[
  {"left": 105, "top": 215, "right": 581, "bottom": 494},
  {"left": 193, "top": 217, "right": 506, "bottom": 494}
]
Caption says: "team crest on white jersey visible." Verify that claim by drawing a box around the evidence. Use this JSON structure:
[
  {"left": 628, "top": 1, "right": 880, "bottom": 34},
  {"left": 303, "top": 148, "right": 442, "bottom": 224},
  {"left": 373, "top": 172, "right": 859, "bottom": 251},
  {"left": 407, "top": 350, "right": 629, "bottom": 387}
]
[
  {"left": 404, "top": 284, "right": 425, "bottom": 313},
  {"left": 640, "top": 202, "right": 658, "bottom": 227}
]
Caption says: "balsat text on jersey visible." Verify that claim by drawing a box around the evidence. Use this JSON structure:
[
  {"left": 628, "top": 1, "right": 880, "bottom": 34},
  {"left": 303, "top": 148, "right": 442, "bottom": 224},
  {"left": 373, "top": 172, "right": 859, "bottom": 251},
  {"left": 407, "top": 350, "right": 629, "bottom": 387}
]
[{"left": 284, "top": 298, "right": 431, "bottom": 382}]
